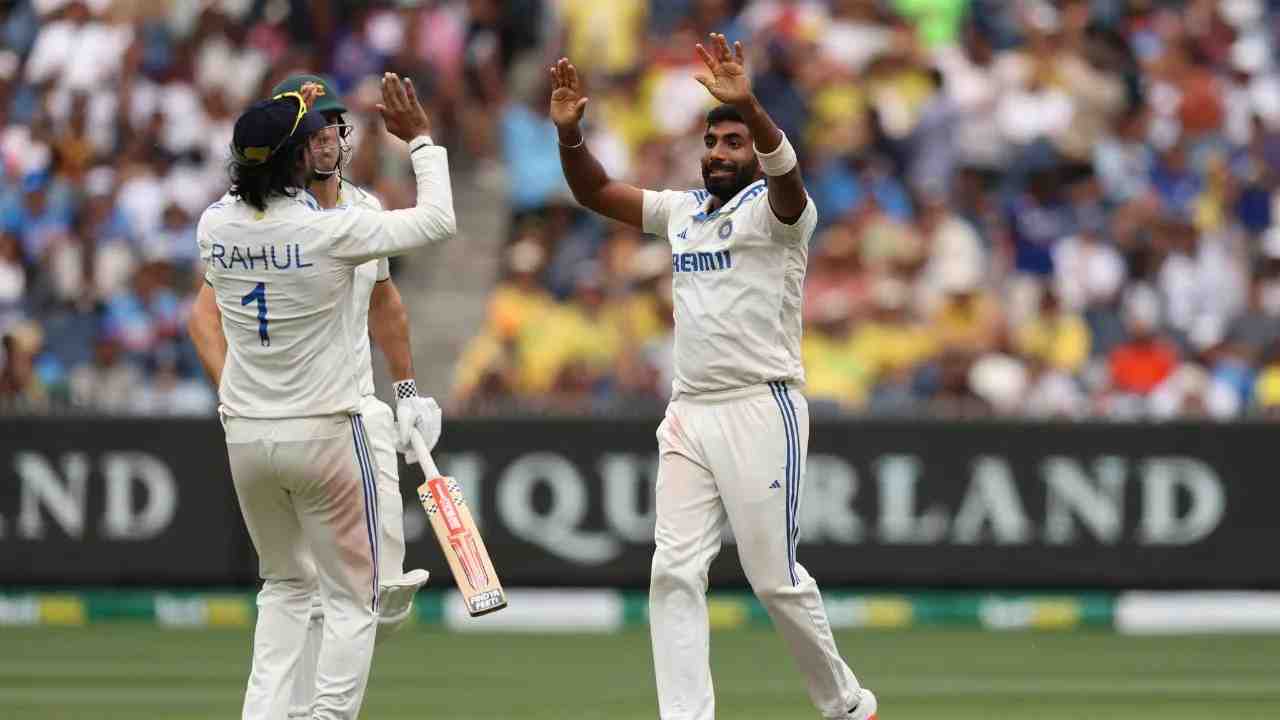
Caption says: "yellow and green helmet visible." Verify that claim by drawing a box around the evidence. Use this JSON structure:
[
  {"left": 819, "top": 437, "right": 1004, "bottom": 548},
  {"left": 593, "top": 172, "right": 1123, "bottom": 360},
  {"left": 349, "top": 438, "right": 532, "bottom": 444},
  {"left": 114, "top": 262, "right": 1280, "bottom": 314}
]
[{"left": 270, "top": 73, "right": 347, "bottom": 116}]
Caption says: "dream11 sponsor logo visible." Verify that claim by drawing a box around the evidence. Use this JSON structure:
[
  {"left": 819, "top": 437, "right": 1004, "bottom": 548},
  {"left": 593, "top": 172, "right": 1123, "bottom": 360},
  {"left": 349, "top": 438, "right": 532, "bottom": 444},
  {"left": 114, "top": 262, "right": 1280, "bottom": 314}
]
[
  {"left": 413, "top": 452, "right": 1229, "bottom": 565},
  {"left": 0, "top": 451, "right": 179, "bottom": 541}
]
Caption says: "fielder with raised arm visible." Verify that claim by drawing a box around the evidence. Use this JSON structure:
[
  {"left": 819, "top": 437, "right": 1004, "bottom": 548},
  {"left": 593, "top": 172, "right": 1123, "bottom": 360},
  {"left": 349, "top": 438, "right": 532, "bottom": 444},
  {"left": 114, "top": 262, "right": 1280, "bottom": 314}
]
[
  {"left": 193, "top": 74, "right": 454, "bottom": 720},
  {"left": 551, "top": 35, "right": 878, "bottom": 720},
  {"left": 188, "top": 73, "right": 438, "bottom": 719}
]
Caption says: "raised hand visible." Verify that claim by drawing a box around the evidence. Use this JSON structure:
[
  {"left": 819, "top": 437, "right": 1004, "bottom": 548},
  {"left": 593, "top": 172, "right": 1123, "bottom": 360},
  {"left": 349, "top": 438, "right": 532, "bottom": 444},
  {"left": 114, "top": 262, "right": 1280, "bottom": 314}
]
[
  {"left": 693, "top": 33, "right": 752, "bottom": 106},
  {"left": 549, "top": 57, "right": 589, "bottom": 131},
  {"left": 376, "top": 72, "right": 433, "bottom": 143}
]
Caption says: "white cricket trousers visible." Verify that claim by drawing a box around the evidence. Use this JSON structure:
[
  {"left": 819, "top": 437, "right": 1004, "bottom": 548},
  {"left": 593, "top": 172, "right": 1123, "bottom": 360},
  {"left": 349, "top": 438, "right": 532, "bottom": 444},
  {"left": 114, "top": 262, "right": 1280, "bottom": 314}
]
[
  {"left": 650, "top": 382, "right": 862, "bottom": 720},
  {"left": 225, "top": 412, "right": 380, "bottom": 720},
  {"left": 362, "top": 397, "right": 408, "bottom": 581},
  {"left": 290, "top": 397, "right": 408, "bottom": 717}
]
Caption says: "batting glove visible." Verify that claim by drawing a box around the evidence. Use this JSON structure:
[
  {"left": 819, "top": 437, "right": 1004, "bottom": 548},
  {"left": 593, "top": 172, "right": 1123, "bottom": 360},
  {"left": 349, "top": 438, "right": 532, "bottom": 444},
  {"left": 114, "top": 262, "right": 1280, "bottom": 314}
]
[{"left": 393, "top": 380, "right": 442, "bottom": 464}]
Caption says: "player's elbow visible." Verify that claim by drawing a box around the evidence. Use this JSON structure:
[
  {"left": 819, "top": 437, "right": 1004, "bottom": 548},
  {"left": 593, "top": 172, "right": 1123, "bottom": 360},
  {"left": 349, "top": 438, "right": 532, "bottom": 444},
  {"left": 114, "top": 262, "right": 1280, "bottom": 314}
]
[
  {"left": 423, "top": 206, "right": 457, "bottom": 245},
  {"left": 187, "top": 305, "right": 213, "bottom": 345},
  {"left": 391, "top": 208, "right": 456, "bottom": 254},
  {"left": 571, "top": 185, "right": 605, "bottom": 215},
  {"left": 440, "top": 210, "right": 457, "bottom": 241}
]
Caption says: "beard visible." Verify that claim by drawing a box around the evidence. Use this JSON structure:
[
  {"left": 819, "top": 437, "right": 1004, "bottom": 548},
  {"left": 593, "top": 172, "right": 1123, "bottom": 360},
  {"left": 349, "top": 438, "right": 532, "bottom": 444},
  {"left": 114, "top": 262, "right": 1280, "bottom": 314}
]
[{"left": 701, "top": 159, "right": 759, "bottom": 203}]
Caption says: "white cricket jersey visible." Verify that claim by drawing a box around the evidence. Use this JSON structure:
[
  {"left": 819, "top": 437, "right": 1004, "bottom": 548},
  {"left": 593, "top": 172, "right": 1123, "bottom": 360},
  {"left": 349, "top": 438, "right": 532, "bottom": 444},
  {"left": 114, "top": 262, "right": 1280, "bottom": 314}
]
[
  {"left": 197, "top": 140, "right": 454, "bottom": 419},
  {"left": 332, "top": 181, "right": 390, "bottom": 400},
  {"left": 643, "top": 179, "right": 817, "bottom": 396}
]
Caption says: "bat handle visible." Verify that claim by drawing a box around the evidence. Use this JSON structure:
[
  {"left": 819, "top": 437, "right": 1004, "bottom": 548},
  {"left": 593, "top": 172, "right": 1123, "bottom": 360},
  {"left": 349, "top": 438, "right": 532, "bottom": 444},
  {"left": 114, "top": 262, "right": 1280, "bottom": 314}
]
[{"left": 409, "top": 429, "right": 442, "bottom": 478}]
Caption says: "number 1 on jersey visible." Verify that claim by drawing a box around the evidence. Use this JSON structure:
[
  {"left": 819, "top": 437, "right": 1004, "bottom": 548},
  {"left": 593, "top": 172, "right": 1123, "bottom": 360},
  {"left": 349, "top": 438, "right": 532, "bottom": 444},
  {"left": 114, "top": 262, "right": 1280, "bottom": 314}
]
[{"left": 241, "top": 282, "right": 270, "bottom": 346}]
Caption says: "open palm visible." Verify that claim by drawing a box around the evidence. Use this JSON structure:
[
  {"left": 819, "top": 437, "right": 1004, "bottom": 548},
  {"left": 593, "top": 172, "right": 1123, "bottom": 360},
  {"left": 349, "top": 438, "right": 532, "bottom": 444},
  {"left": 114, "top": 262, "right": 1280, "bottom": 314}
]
[
  {"left": 694, "top": 33, "right": 751, "bottom": 105},
  {"left": 549, "top": 57, "right": 588, "bottom": 129}
]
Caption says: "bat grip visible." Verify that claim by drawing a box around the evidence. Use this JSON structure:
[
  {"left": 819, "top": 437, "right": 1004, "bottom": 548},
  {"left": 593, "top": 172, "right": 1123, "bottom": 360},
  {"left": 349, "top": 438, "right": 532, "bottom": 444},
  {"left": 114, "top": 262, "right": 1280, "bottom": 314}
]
[{"left": 409, "top": 429, "right": 441, "bottom": 478}]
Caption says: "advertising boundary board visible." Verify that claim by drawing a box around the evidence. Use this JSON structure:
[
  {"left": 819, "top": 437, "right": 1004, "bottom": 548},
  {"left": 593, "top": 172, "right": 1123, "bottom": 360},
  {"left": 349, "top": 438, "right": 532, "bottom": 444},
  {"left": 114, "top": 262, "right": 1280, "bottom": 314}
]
[{"left": 3, "top": 418, "right": 1277, "bottom": 589}]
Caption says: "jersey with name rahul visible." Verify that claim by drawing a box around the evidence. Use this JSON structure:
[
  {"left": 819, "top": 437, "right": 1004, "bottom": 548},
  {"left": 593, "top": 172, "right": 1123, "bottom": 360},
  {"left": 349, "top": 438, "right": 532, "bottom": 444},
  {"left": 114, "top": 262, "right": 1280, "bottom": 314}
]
[
  {"left": 200, "top": 184, "right": 388, "bottom": 411},
  {"left": 643, "top": 179, "right": 818, "bottom": 397},
  {"left": 196, "top": 143, "right": 453, "bottom": 419}
]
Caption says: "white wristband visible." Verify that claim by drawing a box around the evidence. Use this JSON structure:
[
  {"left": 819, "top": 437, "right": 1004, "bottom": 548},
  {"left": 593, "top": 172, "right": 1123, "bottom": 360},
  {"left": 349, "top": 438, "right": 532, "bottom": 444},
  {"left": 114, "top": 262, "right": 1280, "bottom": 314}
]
[{"left": 755, "top": 132, "right": 797, "bottom": 177}]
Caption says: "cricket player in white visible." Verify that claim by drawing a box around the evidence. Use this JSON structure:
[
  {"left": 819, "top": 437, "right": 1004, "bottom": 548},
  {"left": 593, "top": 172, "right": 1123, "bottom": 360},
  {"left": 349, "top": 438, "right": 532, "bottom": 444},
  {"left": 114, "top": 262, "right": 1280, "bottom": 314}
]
[
  {"left": 551, "top": 36, "right": 878, "bottom": 720},
  {"left": 193, "top": 74, "right": 453, "bottom": 720},
  {"left": 188, "top": 73, "right": 438, "bottom": 719}
]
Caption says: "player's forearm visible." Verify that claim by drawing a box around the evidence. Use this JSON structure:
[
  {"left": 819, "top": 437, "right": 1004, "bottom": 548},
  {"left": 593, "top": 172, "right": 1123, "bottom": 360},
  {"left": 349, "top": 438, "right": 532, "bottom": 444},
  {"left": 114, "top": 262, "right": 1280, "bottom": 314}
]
[
  {"left": 369, "top": 279, "right": 415, "bottom": 382},
  {"left": 733, "top": 95, "right": 783, "bottom": 153},
  {"left": 557, "top": 126, "right": 611, "bottom": 208},
  {"left": 396, "top": 139, "right": 457, "bottom": 249},
  {"left": 557, "top": 127, "right": 645, "bottom": 228},
  {"left": 190, "top": 325, "right": 227, "bottom": 387},
  {"left": 734, "top": 95, "right": 807, "bottom": 222},
  {"left": 188, "top": 285, "right": 227, "bottom": 387}
]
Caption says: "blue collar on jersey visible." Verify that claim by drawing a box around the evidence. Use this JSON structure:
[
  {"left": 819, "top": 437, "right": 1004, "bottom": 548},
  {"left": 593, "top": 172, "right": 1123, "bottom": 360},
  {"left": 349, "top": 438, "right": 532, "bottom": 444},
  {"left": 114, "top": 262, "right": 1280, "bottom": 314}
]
[{"left": 692, "top": 178, "right": 767, "bottom": 222}]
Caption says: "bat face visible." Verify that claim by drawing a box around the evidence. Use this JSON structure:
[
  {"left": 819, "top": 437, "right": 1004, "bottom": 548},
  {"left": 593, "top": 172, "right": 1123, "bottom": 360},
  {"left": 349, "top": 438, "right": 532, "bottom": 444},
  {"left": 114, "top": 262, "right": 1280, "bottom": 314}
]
[{"left": 419, "top": 476, "right": 508, "bottom": 617}]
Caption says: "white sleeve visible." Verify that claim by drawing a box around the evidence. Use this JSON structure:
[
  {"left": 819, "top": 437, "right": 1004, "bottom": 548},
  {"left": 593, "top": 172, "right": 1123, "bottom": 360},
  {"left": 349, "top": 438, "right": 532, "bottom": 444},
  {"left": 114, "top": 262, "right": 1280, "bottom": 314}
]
[
  {"left": 350, "top": 185, "right": 389, "bottom": 281},
  {"left": 321, "top": 139, "right": 456, "bottom": 265},
  {"left": 196, "top": 209, "right": 213, "bottom": 264},
  {"left": 642, "top": 189, "right": 684, "bottom": 238},
  {"left": 755, "top": 191, "right": 818, "bottom": 245}
]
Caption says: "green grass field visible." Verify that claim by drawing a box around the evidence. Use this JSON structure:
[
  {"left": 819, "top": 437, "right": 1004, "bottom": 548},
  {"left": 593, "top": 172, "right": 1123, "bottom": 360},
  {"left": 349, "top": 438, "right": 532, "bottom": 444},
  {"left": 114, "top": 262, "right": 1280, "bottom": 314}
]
[{"left": 2, "top": 626, "right": 1278, "bottom": 719}]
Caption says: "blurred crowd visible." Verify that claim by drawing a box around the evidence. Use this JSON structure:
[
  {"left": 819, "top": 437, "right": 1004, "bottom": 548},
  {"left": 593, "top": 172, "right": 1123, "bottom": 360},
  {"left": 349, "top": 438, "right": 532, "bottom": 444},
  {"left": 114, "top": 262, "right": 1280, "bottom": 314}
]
[{"left": 7, "top": 1, "right": 1280, "bottom": 421}]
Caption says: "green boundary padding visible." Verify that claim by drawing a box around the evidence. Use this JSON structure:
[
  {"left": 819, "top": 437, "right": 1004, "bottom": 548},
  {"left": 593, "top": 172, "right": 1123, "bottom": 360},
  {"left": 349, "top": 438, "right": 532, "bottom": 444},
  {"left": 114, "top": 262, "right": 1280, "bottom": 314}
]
[
  {"left": 622, "top": 591, "right": 648, "bottom": 627},
  {"left": 0, "top": 590, "right": 1118, "bottom": 630},
  {"left": 413, "top": 591, "right": 444, "bottom": 625},
  {"left": 86, "top": 591, "right": 160, "bottom": 621}
]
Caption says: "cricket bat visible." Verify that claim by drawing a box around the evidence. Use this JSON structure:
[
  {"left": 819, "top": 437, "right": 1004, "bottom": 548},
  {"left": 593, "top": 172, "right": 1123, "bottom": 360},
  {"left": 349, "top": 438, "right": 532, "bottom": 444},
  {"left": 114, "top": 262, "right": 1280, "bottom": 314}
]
[{"left": 409, "top": 430, "right": 508, "bottom": 617}]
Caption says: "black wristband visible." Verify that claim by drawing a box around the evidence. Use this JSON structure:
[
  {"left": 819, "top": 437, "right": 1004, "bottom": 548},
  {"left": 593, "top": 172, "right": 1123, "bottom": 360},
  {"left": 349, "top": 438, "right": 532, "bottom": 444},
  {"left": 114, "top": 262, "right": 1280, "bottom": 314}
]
[{"left": 393, "top": 379, "right": 418, "bottom": 400}]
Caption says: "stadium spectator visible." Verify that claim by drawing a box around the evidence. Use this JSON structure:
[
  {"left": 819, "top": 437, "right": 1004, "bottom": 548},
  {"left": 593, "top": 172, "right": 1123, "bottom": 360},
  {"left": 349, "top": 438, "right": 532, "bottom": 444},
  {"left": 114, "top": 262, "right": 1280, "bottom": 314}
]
[
  {"left": 914, "top": 187, "right": 985, "bottom": 315},
  {"left": 68, "top": 328, "right": 142, "bottom": 414},
  {"left": 1022, "top": 354, "right": 1089, "bottom": 419},
  {"left": 1015, "top": 287, "right": 1091, "bottom": 374},
  {"left": 1228, "top": 269, "right": 1280, "bottom": 361},
  {"left": 856, "top": 275, "right": 934, "bottom": 414},
  {"left": 804, "top": 224, "right": 871, "bottom": 324},
  {"left": 1051, "top": 212, "right": 1126, "bottom": 315},
  {"left": 803, "top": 293, "right": 872, "bottom": 414},
  {"left": 1107, "top": 285, "right": 1179, "bottom": 408},
  {"left": 499, "top": 78, "right": 572, "bottom": 219},
  {"left": 0, "top": 231, "right": 24, "bottom": 331},
  {"left": 930, "top": 261, "right": 1002, "bottom": 353},
  {"left": 0, "top": 320, "right": 46, "bottom": 410},
  {"left": 1252, "top": 338, "right": 1280, "bottom": 416}
]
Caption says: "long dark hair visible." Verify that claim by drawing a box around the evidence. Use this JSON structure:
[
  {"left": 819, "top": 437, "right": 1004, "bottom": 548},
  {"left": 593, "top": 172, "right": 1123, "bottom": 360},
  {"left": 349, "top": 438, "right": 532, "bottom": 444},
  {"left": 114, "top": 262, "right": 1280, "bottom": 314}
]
[{"left": 228, "top": 143, "right": 305, "bottom": 212}]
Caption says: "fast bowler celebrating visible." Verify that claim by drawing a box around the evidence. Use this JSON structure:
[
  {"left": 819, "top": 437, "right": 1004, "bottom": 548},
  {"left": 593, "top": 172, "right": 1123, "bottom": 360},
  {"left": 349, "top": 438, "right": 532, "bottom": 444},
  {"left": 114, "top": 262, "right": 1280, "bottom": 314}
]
[
  {"left": 552, "top": 35, "right": 878, "bottom": 720},
  {"left": 196, "top": 74, "right": 454, "bottom": 720}
]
